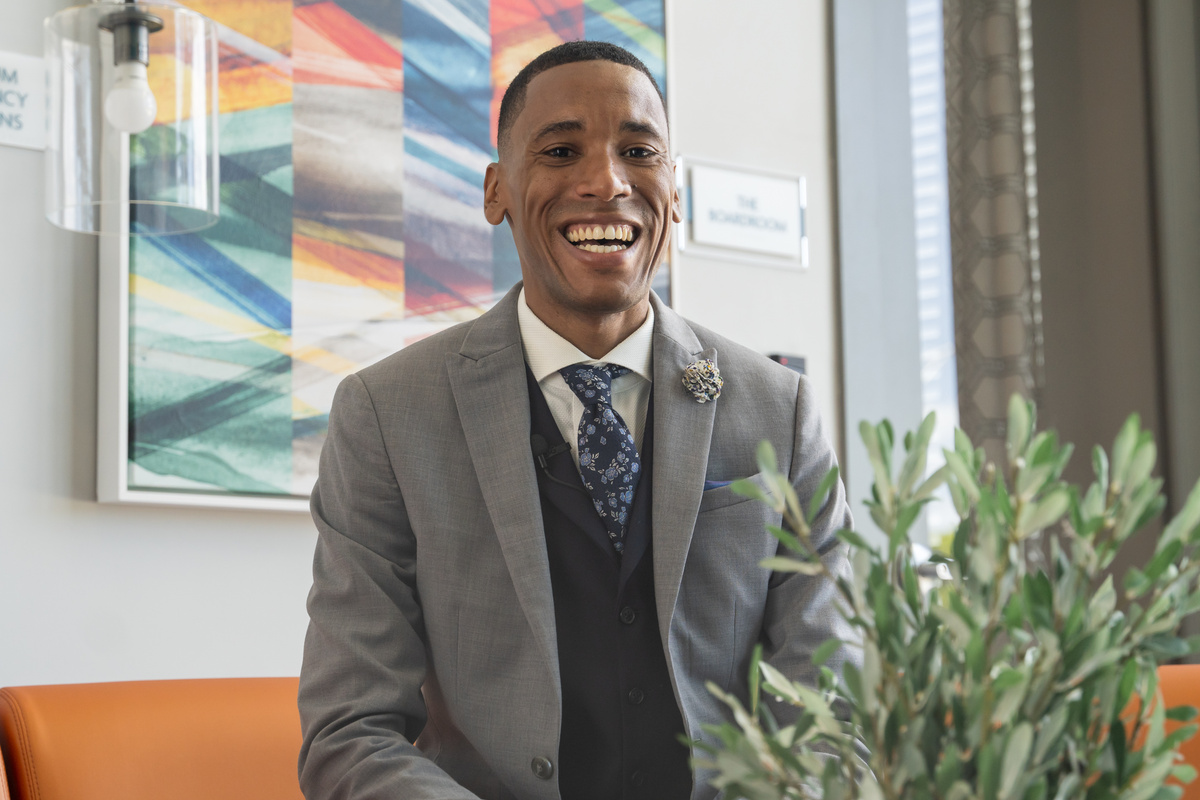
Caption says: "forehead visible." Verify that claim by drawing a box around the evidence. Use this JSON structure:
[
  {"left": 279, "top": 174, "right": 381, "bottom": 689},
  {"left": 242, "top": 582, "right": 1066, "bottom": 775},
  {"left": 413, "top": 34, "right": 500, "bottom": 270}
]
[{"left": 514, "top": 60, "right": 668, "bottom": 141}]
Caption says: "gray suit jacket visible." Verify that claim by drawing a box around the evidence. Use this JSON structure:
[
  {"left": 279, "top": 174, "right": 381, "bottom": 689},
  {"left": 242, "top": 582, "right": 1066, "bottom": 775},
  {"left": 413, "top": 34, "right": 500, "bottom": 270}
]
[{"left": 298, "top": 285, "right": 856, "bottom": 800}]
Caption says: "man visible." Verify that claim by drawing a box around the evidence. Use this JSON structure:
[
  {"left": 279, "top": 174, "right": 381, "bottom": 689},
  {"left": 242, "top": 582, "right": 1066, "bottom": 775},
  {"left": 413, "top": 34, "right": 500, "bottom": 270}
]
[{"left": 298, "top": 41, "right": 854, "bottom": 800}]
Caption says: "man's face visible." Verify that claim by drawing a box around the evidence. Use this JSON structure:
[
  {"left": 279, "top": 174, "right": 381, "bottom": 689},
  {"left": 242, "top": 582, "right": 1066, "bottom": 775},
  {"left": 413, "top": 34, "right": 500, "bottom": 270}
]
[{"left": 485, "top": 60, "right": 681, "bottom": 322}]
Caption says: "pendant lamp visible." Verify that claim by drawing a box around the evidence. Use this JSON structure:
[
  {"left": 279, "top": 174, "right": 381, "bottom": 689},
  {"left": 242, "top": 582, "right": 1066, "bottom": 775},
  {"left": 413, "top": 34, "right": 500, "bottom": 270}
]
[{"left": 44, "top": 0, "right": 219, "bottom": 235}]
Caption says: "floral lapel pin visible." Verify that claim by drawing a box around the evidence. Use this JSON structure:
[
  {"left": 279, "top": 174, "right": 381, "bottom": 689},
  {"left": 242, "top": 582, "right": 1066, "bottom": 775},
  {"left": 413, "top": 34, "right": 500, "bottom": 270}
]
[{"left": 682, "top": 359, "right": 723, "bottom": 404}]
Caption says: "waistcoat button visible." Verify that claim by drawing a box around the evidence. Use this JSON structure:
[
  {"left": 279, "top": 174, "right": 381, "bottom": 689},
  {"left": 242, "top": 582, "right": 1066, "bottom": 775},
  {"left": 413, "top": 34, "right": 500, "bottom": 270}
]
[
  {"left": 619, "top": 606, "right": 636, "bottom": 624},
  {"left": 531, "top": 756, "right": 554, "bottom": 780},
  {"left": 630, "top": 769, "right": 646, "bottom": 788},
  {"left": 627, "top": 687, "right": 645, "bottom": 705}
]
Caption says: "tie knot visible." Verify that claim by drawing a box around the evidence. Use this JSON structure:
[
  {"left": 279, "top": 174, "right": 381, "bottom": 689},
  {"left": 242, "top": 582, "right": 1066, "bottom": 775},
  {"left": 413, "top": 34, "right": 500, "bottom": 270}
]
[{"left": 558, "top": 363, "right": 630, "bottom": 406}]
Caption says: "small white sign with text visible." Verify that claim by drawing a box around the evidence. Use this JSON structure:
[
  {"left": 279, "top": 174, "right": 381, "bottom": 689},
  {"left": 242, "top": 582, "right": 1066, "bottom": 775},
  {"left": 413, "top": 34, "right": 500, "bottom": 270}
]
[
  {"left": 683, "top": 159, "right": 807, "bottom": 267},
  {"left": 0, "top": 51, "right": 46, "bottom": 151}
]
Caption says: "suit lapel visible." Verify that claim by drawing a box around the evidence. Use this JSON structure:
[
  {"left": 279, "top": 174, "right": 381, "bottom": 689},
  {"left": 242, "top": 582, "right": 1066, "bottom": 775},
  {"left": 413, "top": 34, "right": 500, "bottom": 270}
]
[
  {"left": 649, "top": 293, "right": 719, "bottom": 651},
  {"left": 445, "top": 287, "right": 561, "bottom": 689}
]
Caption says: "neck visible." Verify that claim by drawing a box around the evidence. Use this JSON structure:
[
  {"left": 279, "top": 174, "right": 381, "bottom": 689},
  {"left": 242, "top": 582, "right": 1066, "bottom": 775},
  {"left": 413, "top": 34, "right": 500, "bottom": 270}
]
[{"left": 528, "top": 297, "right": 650, "bottom": 359}]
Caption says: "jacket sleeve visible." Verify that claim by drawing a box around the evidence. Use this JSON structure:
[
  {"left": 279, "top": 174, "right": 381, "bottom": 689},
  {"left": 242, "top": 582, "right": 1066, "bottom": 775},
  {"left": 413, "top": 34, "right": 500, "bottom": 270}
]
[
  {"left": 298, "top": 373, "right": 481, "bottom": 800},
  {"left": 759, "top": 375, "right": 862, "bottom": 712}
]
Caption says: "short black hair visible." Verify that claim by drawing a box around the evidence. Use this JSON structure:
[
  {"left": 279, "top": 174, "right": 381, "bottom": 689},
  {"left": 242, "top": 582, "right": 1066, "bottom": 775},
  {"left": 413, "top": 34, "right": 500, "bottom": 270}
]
[{"left": 496, "top": 40, "right": 665, "bottom": 157}]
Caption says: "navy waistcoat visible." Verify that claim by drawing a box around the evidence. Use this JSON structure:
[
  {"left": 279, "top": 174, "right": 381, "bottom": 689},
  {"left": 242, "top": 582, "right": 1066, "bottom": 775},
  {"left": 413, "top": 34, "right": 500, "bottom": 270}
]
[{"left": 526, "top": 370, "right": 691, "bottom": 800}]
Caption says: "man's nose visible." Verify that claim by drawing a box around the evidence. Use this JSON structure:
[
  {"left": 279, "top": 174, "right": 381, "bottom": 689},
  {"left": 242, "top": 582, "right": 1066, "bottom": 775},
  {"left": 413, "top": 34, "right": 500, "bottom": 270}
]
[{"left": 575, "top": 152, "right": 632, "bottom": 201}]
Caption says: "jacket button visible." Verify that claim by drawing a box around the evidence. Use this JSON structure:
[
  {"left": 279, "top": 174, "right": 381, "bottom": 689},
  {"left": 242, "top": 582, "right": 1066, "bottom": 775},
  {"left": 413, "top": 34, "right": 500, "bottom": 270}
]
[
  {"left": 531, "top": 756, "right": 554, "bottom": 780},
  {"left": 627, "top": 687, "right": 645, "bottom": 705},
  {"left": 619, "top": 606, "right": 636, "bottom": 624},
  {"left": 630, "top": 769, "right": 646, "bottom": 788}
]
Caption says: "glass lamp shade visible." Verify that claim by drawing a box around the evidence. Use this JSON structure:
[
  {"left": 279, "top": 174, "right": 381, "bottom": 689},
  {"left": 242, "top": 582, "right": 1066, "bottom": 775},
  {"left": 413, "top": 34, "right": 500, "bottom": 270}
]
[{"left": 44, "top": 1, "right": 219, "bottom": 235}]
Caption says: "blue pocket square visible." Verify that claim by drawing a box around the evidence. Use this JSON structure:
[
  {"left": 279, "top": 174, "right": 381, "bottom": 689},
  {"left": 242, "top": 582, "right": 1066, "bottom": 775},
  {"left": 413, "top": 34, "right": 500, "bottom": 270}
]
[{"left": 703, "top": 480, "right": 733, "bottom": 491}]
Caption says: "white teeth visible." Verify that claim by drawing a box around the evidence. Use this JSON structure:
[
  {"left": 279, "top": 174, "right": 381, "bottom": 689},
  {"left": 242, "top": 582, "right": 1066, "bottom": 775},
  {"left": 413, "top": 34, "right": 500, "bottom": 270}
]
[
  {"left": 565, "top": 224, "right": 636, "bottom": 243},
  {"left": 575, "top": 242, "right": 628, "bottom": 253}
]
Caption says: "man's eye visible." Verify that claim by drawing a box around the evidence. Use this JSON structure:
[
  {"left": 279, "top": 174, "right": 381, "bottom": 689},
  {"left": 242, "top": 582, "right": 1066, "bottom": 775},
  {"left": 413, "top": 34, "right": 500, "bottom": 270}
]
[
  {"left": 546, "top": 146, "right": 573, "bottom": 158},
  {"left": 625, "top": 147, "right": 655, "bottom": 158}
]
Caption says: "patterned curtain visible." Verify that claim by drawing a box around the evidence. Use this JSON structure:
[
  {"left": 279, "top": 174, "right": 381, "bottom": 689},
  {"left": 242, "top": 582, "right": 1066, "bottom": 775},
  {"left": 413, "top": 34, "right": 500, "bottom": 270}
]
[{"left": 943, "top": 0, "right": 1044, "bottom": 461}]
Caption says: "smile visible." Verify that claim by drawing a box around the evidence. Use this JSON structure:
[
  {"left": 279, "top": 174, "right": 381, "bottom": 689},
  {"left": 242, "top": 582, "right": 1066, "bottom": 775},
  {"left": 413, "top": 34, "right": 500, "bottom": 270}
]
[{"left": 563, "top": 223, "right": 638, "bottom": 254}]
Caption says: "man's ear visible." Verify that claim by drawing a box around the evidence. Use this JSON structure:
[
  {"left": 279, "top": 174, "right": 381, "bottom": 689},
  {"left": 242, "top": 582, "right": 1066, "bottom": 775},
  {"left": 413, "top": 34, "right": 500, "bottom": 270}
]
[
  {"left": 484, "top": 162, "right": 508, "bottom": 226},
  {"left": 670, "top": 165, "right": 683, "bottom": 224}
]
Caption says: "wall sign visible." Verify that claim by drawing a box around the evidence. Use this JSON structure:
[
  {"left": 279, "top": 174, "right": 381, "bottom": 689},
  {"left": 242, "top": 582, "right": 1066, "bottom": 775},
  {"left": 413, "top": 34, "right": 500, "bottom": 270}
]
[
  {"left": 0, "top": 51, "right": 45, "bottom": 151},
  {"left": 677, "top": 156, "right": 807, "bottom": 268}
]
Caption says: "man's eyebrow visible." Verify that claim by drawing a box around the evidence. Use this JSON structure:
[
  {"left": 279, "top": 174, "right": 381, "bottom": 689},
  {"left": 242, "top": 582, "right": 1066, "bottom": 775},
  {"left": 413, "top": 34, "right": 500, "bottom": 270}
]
[
  {"left": 620, "top": 120, "right": 665, "bottom": 139},
  {"left": 532, "top": 119, "right": 585, "bottom": 141}
]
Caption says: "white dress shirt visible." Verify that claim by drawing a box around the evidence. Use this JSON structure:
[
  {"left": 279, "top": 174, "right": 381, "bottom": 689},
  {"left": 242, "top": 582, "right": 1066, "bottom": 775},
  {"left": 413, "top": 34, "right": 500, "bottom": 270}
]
[{"left": 517, "top": 288, "right": 654, "bottom": 471}]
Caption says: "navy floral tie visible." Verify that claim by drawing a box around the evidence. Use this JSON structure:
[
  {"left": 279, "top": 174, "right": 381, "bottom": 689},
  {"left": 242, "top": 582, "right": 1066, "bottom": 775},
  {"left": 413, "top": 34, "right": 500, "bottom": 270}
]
[{"left": 558, "top": 363, "right": 642, "bottom": 554}]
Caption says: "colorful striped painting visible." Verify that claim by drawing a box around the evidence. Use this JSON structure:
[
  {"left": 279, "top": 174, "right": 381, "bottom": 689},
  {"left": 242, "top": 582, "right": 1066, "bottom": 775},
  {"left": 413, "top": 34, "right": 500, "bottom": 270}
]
[{"left": 124, "top": 0, "right": 667, "bottom": 502}]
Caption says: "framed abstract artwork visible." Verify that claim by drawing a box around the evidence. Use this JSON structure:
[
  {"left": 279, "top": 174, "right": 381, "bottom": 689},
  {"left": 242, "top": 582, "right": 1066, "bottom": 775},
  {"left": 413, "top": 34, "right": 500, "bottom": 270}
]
[{"left": 97, "top": 0, "right": 669, "bottom": 511}]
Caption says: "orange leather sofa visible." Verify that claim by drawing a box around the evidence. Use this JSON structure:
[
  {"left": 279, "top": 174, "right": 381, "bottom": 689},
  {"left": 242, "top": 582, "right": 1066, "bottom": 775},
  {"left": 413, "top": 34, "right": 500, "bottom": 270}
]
[
  {"left": 2, "top": 668, "right": 1199, "bottom": 798},
  {"left": 1160, "top": 665, "right": 1200, "bottom": 800},
  {"left": 0, "top": 677, "right": 303, "bottom": 800}
]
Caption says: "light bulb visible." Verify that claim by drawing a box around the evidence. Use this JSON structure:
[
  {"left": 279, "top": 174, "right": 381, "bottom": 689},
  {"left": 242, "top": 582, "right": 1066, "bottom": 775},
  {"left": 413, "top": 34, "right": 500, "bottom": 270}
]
[{"left": 105, "top": 61, "right": 157, "bottom": 133}]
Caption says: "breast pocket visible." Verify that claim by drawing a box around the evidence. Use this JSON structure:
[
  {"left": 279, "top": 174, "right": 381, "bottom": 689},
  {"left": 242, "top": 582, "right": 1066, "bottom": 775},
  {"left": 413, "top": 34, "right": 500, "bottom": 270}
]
[{"left": 698, "top": 470, "right": 769, "bottom": 513}]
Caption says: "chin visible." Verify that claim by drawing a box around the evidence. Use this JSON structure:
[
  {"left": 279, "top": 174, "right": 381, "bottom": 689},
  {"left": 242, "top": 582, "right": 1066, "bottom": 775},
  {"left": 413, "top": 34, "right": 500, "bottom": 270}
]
[{"left": 566, "top": 277, "right": 654, "bottom": 313}]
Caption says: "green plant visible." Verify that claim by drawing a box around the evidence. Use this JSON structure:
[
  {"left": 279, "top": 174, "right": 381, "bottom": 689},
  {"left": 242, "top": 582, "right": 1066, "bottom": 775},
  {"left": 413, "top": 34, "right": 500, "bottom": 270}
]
[{"left": 698, "top": 396, "right": 1200, "bottom": 800}]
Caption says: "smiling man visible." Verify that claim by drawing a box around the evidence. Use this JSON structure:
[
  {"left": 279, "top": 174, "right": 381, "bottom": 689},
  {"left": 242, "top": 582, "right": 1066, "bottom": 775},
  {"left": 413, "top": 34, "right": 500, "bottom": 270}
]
[{"left": 298, "top": 41, "right": 856, "bottom": 800}]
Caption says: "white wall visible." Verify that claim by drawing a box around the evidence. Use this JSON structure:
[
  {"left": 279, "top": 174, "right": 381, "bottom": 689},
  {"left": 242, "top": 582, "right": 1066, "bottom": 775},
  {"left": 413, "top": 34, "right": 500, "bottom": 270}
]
[
  {"left": 0, "top": 0, "right": 839, "bottom": 686},
  {"left": 669, "top": 0, "right": 841, "bottom": 440}
]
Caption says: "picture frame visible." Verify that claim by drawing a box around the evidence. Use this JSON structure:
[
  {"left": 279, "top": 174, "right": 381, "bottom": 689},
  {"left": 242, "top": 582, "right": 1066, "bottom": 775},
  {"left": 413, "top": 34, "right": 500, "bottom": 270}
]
[{"left": 97, "top": 0, "right": 670, "bottom": 511}]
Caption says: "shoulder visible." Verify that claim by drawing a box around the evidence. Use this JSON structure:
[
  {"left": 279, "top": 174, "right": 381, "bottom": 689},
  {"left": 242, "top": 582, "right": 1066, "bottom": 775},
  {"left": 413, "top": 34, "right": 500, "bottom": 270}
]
[
  {"left": 355, "top": 287, "right": 522, "bottom": 391},
  {"left": 357, "top": 319, "right": 473, "bottom": 386},
  {"left": 345, "top": 314, "right": 492, "bottom": 416}
]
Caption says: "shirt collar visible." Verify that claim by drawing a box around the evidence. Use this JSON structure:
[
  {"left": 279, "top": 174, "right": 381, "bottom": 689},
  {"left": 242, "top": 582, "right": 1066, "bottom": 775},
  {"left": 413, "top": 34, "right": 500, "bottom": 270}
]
[{"left": 517, "top": 287, "right": 655, "bottom": 383}]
